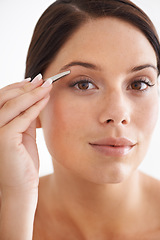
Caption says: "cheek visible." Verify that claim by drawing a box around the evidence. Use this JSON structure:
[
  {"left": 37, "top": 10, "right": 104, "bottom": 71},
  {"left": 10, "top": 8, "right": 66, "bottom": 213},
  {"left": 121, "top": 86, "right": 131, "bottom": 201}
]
[
  {"left": 42, "top": 95, "right": 93, "bottom": 160},
  {"left": 134, "top": 95, "right": 159, "bottom": 139},
  {"left": 52, "top": 99, "right": 89, "bottom": 133},
  {"left": 129, "top": 95, "right": 159, "bottom": 170}
]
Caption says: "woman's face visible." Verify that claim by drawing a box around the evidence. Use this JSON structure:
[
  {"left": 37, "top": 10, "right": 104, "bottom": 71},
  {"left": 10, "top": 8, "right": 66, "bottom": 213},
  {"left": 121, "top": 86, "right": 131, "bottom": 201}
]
[{"left": 39, "top": 18, "right": 159, "bottom": 183}]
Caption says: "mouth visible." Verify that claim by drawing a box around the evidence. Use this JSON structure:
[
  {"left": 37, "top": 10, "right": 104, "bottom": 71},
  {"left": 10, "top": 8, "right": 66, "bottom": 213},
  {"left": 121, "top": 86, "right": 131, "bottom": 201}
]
[{"left": 89, "top": 137, "right": 136, "bottom": 157}]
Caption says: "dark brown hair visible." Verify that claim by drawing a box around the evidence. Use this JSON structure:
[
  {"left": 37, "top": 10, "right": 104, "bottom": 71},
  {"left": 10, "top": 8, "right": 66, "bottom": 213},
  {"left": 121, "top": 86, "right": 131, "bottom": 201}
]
[{"left": 25, "top": 0, "right": 160, "bottom": 79}]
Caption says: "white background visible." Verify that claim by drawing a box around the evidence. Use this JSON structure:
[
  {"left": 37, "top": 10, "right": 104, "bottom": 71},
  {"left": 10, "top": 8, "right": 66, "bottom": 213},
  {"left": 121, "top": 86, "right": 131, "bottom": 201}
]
[{"left": 0, "top": 0, "right": 160, "bottom": 179}]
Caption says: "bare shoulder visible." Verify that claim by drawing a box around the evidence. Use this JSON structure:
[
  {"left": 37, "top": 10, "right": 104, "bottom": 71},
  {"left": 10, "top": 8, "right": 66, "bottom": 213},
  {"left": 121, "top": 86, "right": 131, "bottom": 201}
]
[
  {"left": 139, "top": 171, "right": 160, "bottom": 213},
  {"left": 138, "top": 171, "right": 160, "bottom": 236},
  {"left": 35, "top": 173, "right": 54, "bottom": 212},
  {"left": 33, "top": 174, "right": 56, "bottom": 240},
  {"left": 142, "top": 230, "right": 160, "bottom": 240},
  {"left": 0, "top": 189, "right": 1, "bottom": 210},
  {"left": 139, "top": 171, "right": 160, "bottom": 195}
]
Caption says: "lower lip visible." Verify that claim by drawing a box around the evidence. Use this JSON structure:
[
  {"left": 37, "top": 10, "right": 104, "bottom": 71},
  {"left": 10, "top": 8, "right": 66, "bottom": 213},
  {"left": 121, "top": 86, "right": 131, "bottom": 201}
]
[{"left": 90, "top": 144, "right": 134, "bottom": 157}]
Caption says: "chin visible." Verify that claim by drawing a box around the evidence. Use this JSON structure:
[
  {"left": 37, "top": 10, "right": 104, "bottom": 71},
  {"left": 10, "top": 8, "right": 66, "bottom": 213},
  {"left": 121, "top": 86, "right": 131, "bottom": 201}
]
[{"left": 86, "top": 164, "right": 133, "bottom": 185}]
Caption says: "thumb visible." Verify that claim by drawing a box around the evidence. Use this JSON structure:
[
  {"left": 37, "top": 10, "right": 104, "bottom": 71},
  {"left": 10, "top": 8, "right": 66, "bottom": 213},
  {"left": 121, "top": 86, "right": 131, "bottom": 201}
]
[{"left": 23, "top": 120, "right": 39, "bottom": 170}]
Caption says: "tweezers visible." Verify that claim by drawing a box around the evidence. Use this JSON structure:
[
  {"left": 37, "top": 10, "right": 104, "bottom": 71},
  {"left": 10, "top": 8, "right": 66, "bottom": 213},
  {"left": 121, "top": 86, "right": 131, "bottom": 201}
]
[{"left": 45, "top": 70, "right": 71, "bottom": 83}]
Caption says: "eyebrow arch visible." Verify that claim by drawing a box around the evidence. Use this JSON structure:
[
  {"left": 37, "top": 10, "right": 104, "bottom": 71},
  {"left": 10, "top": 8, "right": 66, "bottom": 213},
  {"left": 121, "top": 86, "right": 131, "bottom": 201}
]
[
  {"left": 131, "top": 64, "right": 158, "bottom": 74},
  {"left": 60, "top": 61, "right": 101, "bottom": 71},
  {"left": 60, "top": 61, "right": 158, "bottom": 75}
]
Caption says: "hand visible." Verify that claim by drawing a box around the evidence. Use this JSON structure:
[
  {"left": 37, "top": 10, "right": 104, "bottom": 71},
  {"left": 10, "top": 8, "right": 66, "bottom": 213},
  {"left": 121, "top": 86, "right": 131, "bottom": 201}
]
[{"left": 0, "top": 74, "right": 52, "bottom": 196}]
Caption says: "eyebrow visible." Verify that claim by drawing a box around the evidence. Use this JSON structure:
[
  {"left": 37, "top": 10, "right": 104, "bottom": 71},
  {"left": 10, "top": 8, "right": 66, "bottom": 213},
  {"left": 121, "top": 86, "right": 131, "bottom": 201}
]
[
  {"left": 60, "top": 61, "right": 158, "bottom": 75},
  {"left": 131, "top": 64, "right": 158, "bottom": 74},
  {"left": 60, "top": 61, "right": 101, "bottom": 71}
]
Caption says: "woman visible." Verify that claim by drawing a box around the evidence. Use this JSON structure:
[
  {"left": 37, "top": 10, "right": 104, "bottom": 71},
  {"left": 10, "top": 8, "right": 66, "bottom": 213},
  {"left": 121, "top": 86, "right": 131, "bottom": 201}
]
[{"left": 0, "top": 0, "right": 160, "bottom": 239}]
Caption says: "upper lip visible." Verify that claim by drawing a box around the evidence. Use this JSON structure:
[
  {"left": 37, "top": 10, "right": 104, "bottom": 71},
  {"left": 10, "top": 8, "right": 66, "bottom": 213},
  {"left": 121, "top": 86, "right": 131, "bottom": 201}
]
[{"left": 89, "top": 137, "right": 136, "bottom": 147}]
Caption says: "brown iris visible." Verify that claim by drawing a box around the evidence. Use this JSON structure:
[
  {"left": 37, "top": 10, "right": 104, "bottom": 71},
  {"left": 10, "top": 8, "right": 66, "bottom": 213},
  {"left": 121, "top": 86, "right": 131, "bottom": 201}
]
[
  {"left": 77, "top": 82, "right": 90, "bottom": 90},
  {"left": 131, "top": 81, "right": 144, "bottom": 90}
]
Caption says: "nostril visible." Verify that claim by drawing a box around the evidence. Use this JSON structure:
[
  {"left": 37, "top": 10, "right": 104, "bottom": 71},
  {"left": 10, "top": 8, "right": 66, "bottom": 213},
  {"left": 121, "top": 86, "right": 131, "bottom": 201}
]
[
  {"left": 106, "top": 119, "right": 113, "bottom": 123},
  {"left": 122, "top": 119, "right": 127, "bottom": 124},
  {"left": 106, "top": 119, "right": 128, "bottom": 124}
]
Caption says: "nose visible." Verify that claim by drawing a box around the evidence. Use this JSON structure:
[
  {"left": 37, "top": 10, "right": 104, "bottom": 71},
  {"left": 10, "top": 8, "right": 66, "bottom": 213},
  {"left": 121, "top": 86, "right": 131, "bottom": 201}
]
[{"left": 98, "top": 91, "right": 130, "bottom": 126}]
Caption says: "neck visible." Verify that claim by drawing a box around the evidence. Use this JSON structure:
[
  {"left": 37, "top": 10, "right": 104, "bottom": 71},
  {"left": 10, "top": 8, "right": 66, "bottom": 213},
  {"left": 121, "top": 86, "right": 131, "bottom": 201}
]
[{"left": 48, "top": 163, "right": 143, "bottom": 238}]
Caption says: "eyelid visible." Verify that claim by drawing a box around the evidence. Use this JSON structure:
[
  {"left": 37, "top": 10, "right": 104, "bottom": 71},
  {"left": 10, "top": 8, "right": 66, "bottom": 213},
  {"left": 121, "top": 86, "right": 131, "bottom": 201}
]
[
  {"left": 133, "top": 78, "right": 153, "bottom": 85},
  {"left": 69, "top": 76, "right": 97, "bottom": 88},
  {"left": 132, "top": 74, "right": 155, "bottom": 82},
  {"left": 128, "top": 76, "right": 153, "bottom": 85},
  {"left": 127, "top": 77, "right": 155, "bottom": 92},
  {"left": 68, "top": 74, "right": 156, "bottom": 92}
]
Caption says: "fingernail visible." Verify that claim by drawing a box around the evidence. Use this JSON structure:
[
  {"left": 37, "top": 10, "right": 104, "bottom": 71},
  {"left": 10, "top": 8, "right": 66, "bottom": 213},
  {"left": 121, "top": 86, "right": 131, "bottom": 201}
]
[
  {"left": 31, "top": 73, "right": 42, "bottom": 84},
  {"left": 22, "top": 77, "right": 31, "bottom": 82},
  {"left": 41, "top": 78, "right": 52, "bottom": 87}
]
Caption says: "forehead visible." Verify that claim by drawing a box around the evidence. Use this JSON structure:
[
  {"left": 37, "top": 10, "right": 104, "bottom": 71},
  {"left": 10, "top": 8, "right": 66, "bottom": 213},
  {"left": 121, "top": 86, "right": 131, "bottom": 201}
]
[{"left": 48, "top": 17, "right": 157, "bottom": 74}]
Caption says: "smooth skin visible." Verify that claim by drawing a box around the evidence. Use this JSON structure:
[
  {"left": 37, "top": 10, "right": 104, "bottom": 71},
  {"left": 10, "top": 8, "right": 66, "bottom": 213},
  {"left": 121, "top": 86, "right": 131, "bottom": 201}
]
[{"left": 0, "top": 17, "right": 160, "bottom": 240}]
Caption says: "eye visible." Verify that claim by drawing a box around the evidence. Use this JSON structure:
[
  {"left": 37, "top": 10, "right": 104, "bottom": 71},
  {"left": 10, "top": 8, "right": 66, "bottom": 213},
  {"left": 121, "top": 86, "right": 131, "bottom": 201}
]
[
  {"left": 70, "top": 79, "right": 96, "bottom": 91},
  {"left": 129, "top": 79, "right": 155, "bottom": 91}
]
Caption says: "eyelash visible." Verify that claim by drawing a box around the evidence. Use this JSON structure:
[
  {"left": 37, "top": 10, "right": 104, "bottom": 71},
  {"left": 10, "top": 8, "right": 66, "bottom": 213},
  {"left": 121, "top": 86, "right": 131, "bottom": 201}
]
[
  {"left": 128, "top": 78, "right": 155, "bottom": 92},
  {"left": 69, "top": 78, "right": 96, "bottom": 90},
  {"left": 69, "top": 78, "right": 155, "bottom": 92}
]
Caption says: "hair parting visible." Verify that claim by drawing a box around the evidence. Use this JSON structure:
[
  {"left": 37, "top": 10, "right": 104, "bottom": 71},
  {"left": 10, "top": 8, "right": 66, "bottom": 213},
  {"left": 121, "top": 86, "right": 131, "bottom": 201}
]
[{"left": 25, "top": 0, "right": 160, "bottom": 79}]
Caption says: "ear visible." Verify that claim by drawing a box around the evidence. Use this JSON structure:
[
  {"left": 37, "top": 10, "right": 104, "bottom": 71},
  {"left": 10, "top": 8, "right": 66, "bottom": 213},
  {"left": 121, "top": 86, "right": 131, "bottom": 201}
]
[{"left": 36, "top": 117, "right": 42, "bottom": 128}]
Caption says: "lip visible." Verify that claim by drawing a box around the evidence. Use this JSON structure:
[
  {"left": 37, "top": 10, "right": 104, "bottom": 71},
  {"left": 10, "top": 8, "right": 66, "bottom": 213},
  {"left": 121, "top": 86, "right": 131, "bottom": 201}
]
[{"left": 89, "top": 137, "right": 136, "bottom": 157}]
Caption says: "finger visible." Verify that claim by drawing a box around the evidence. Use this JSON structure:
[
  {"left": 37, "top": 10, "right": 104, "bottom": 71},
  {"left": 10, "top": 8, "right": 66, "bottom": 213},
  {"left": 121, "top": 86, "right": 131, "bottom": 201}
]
[
  {"left": 2, "top": 95, "right": 50, "bottom": 139},
  {"left": 0, "top": 80, "right": 52, "bottom": 127},
  {"left": 22, "top": 120, "right": 40, "bottom": 171},
  {"left": 0, "top": 77, "right": 31, "bottom": 92},
  {"left": 0, "top": 75, "right": 43, "bottom": 108}
]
